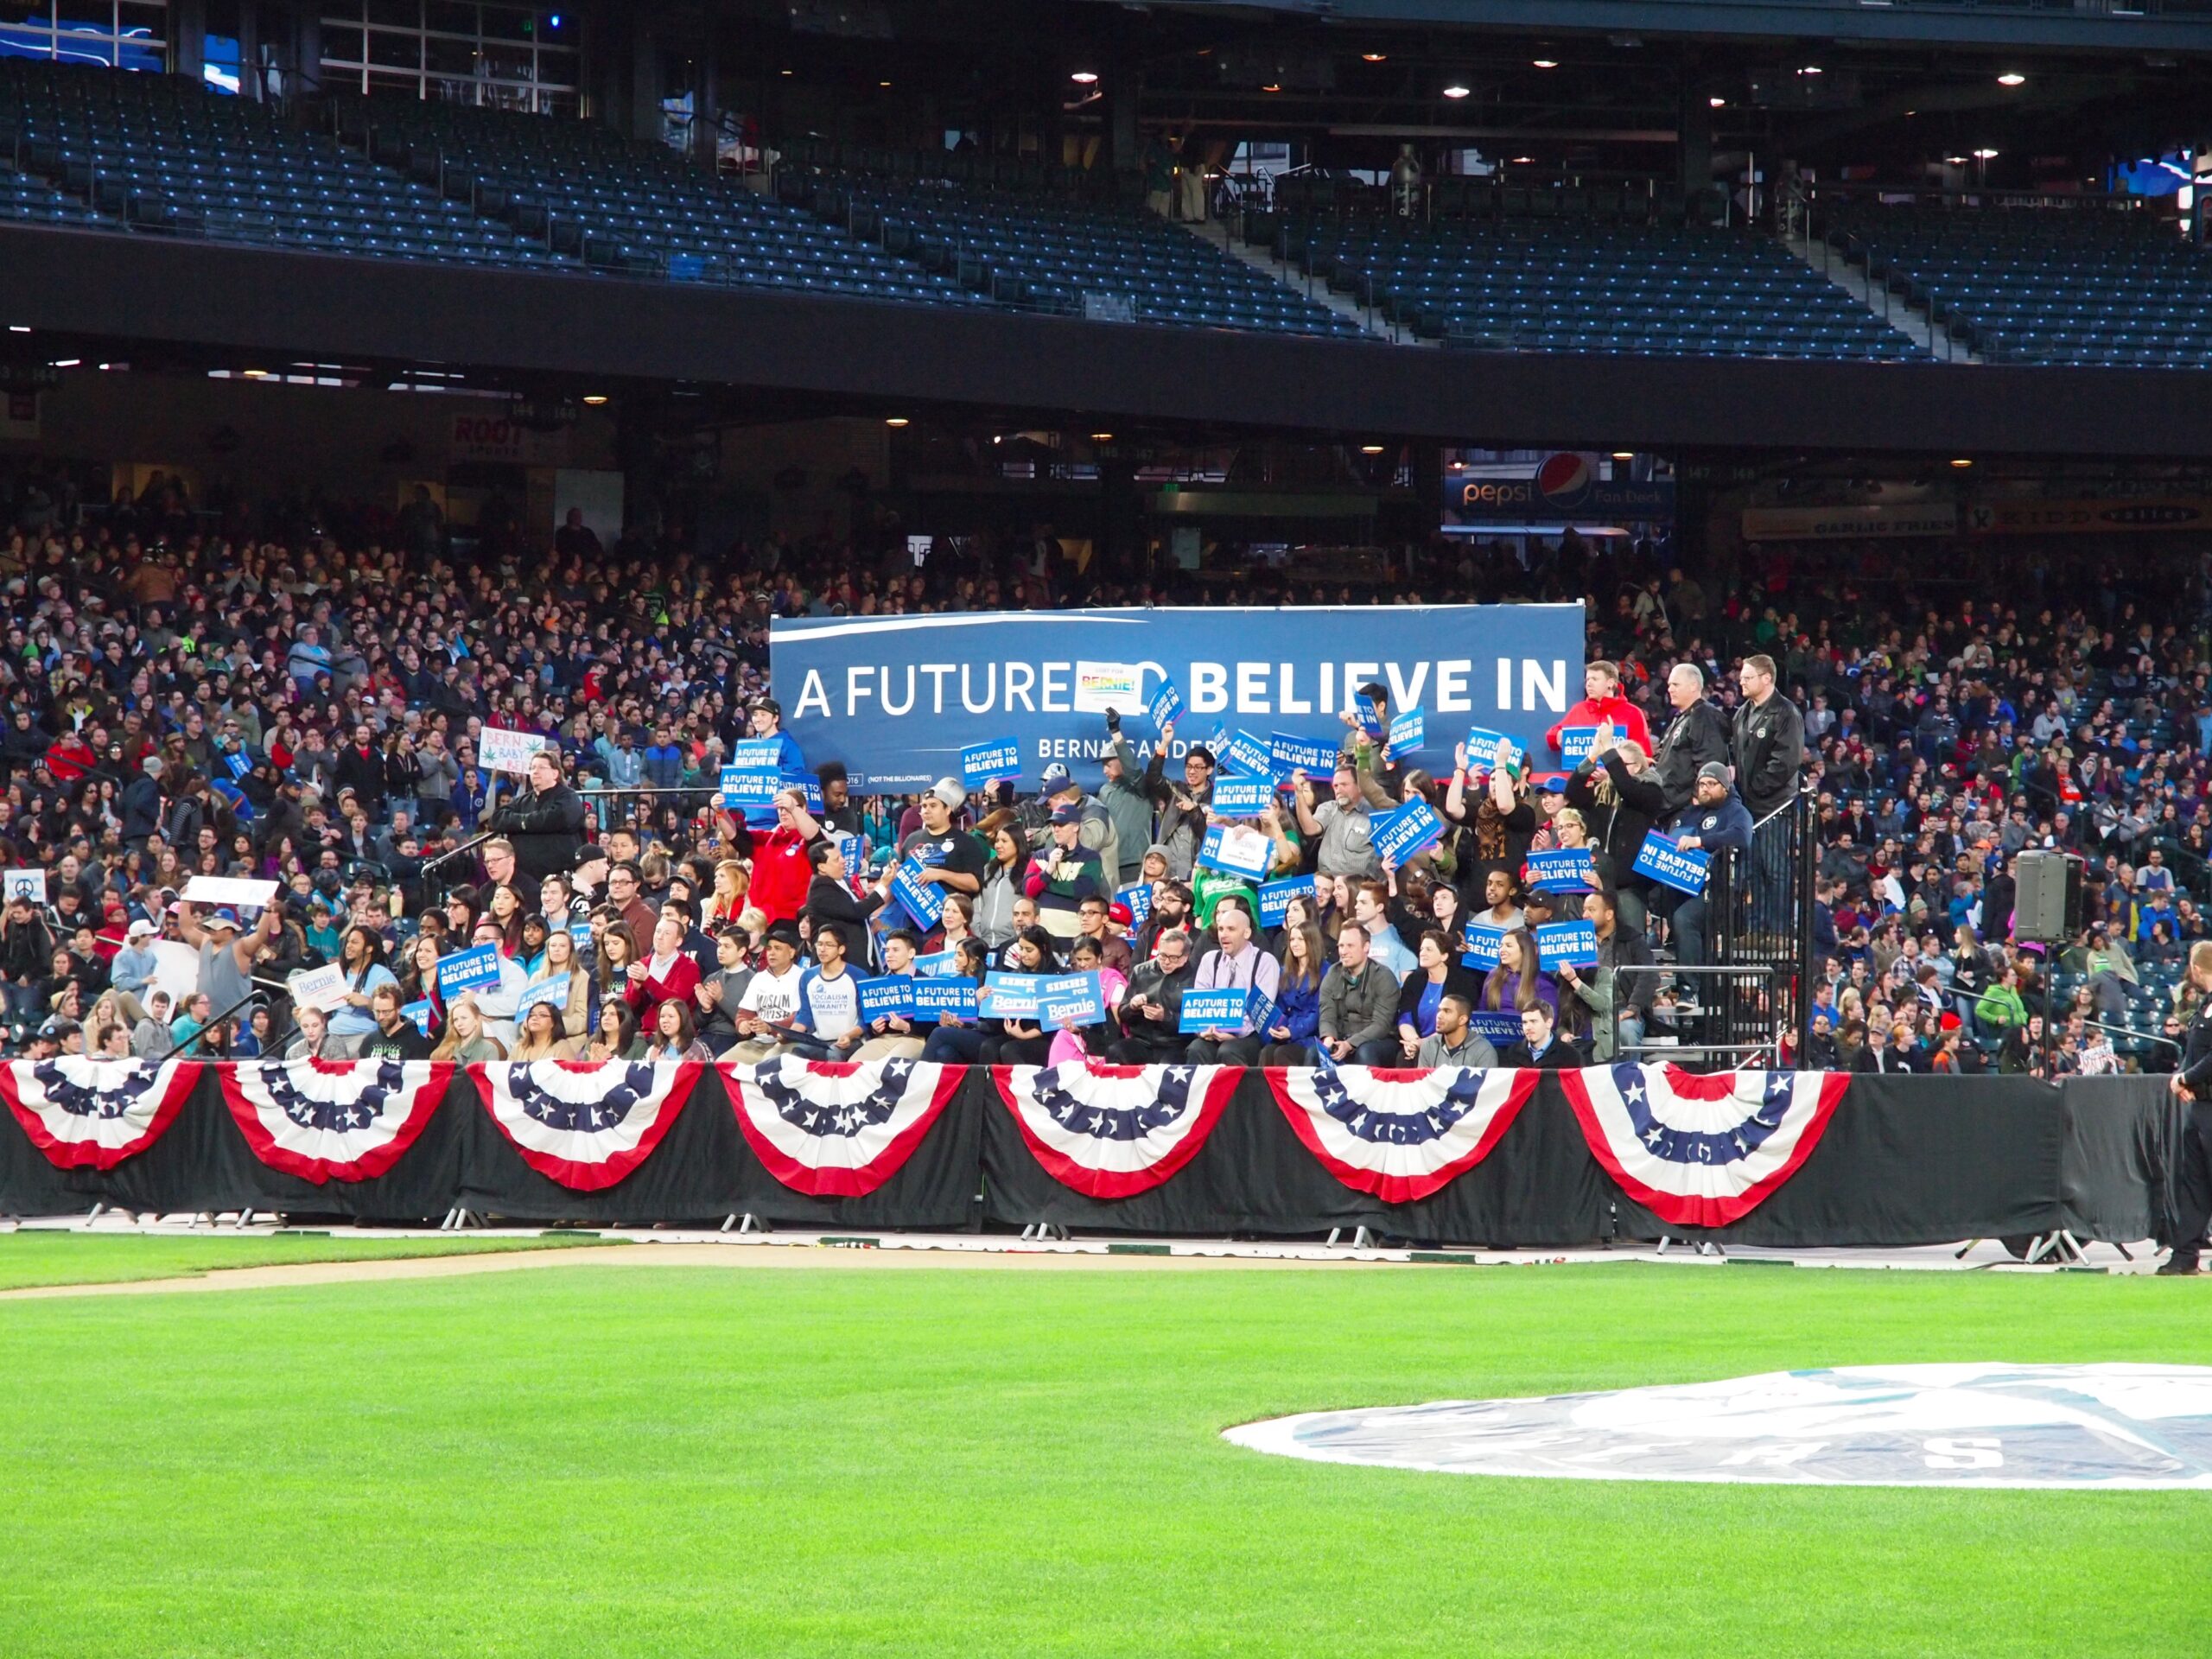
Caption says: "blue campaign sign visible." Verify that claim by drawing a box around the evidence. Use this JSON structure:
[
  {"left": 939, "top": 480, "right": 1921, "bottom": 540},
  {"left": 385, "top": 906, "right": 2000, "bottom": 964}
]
[
  {"left": 1525, "top": 848, "right": 1598, "bottom": 893},
  {"left": 1633, "top": 831, "right": 1712, "bottom": 895},
  {"left": 981, "top": 972, "right": 1048, "bottom": 1020},
  {"left": 1370, "top": 798, "right": 1445, "bottom": 866},
  {"left": 1269, "top": 732, "right": 1338, "bottom": 779},
  {"left": 912, "top": 948, "right": 960, "bottom": 977},
  {"left": 1536, "top": 918, "right": 1599, "bottom": 969},
  {"left": 959, "top": 737, "right": 1024, "bottom": 791},
  {"left": 1116, "top": 883, "right": 1153, "bottom": 928},
  {"left": 517, "top": 973, "right": 571, "bottom": 1014},
  {"left": 569, "top": 919, "right": 593, "bottom": 946},
  {"left": 1257, "top": 874, "right": 1317, "bottom": 928},
  {"left": 1244, "top": 984, "right": 1278, "bottom": 1038},
  {"left": 911, "top": 976, "right": 980, "bottom": 1020},
  {"left": 1147, "top": 679, "right": 1185, "bottom": 731},
  {"left": 400, "top": 999, "right": 435, "bottom": 1037},
  {"left": 435, "top": 943, "right": 502, "bottom": 995},
  {"left": 1039, "top": 971, "right": 1106, "bottom": 1027},
  {"left": 727, "top": 738, "right": 785, "bottom": 771},
  {"left": 1211, "top": 775, "right": 1276, "bottom": 817},
  {"left": 1198, "top": 823, "right": 1273, "bottom": 881},
  {"left": 1179, "top": 987, "right": 1249, "bottom": 1033},
  {"left": 1387, "top": 707, "right": 1426, "bottom": 760},
  {"left": 836, "top": 833, "right": 868, "bottom": 875},
  {"left": 1211, "top": 728, "right": 1274, "bottom": 779},
  {"left": 1464, "top": 727, "right": 1526, "bottom": 773},
  {"left": 1558, "top": 726, "right": 1601, "bottom": 764},
  {"left": 1468, "top": 1010, "right": 1526, "bottom": 1050},
  {"left": 856, "top": 976, "right": 918, "bottom": 1023},
  {"left": 890, "top": 861, "right": 945, "bottom": 928},
  {"left": 719, "top": 768, "right": 781, "bottom": 808},
  {"left": 772, "top": 605, "right": 1582, "bottom": 791},
  {"left": 1462, "top": 925, "right": 1507, "bottom": 971},
  {"left": 223, "top": 750, "right": 251, "bottom": 779}
]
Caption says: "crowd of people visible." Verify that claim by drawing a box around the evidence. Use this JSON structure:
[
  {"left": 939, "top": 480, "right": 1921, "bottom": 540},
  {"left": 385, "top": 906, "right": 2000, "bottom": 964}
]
[{"left": 4, "top": 460, "right": 2212, "bottom": 1081}]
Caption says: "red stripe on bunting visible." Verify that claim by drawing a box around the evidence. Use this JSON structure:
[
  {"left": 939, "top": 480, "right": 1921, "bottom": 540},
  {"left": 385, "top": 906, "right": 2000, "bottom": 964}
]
[
  {"left": 0, "top": 1058, "right": 199, "bottom": 1170},
  {"left": 470, "top": 1060, "right": 702, "bottom": 1191},
  {"left": 217, "top": 1059, "right": 454, "bottom": 1185},
  {"left": 992, "top": 1063, "right": 1237, "bottom": 1199},
  {"left": 1262, "top": 1066, "right": 1540, "bottom": 1204},
  {"left": 720, "top": 1058, "right": 963, "bottom": 1199}
]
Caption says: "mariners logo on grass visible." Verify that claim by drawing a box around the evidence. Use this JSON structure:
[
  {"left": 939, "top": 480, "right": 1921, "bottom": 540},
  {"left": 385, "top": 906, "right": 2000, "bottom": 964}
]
[{"left": 1226, "top": 1364, "right": 2212, "bottom": 1490}]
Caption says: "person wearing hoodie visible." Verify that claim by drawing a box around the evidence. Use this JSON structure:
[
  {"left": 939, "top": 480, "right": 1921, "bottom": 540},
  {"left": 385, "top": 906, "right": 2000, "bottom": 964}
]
[{"left": 1545, "top": 660, "right": 1651, "bottom": 761}]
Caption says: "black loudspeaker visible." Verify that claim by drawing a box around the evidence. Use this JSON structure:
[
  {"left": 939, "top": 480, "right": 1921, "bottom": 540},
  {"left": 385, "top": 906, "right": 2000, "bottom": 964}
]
[{"left": 2015, "top": 849, "right": 2084, "bottom": 944}]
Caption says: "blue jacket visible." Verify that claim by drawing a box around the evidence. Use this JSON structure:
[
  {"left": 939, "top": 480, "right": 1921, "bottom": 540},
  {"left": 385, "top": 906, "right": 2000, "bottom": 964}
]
[
  {"left": 1272, "top": 972, "right": 1322, "bottom": 1043},
  {"left": 1662, "top": 791, "right": 1753, "bottom": 855}
]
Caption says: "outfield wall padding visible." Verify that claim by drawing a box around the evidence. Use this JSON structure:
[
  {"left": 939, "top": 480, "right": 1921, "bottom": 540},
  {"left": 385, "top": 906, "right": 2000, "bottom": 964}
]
[{"left": 0, "top": 1065, "right": 2183, "bottom": 1249}]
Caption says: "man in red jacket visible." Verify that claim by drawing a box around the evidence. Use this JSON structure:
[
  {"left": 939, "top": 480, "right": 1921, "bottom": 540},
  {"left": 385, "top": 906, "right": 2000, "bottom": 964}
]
[
  {"left": 1545, "top": 660, "right": 1651, "bottom": 760},
  {"left": 747, "top": 785, "right": 820, "bottom": 925},
  {"left": 622, "top": 910, "right": 702, "bottom": 1015}
]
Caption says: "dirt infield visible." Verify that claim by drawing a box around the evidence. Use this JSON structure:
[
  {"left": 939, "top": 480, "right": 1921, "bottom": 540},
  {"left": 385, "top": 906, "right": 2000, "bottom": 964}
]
[{"left": 0, "top": 1240, "right": 1416, "bottom": 1300}]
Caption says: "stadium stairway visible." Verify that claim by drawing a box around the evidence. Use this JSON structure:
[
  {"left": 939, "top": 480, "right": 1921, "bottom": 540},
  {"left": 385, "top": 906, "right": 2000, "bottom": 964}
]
[
  {"left": 1181, "top": 217, "right": 1412, "bottom": 344},
  {"left": 1789, "top": 225, "right": 1980, "bottom": 364}
]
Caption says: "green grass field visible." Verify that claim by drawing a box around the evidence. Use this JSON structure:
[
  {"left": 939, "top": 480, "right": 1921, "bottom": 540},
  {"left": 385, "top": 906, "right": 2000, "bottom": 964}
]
[
  {"left": 0, "top": 1229, "right": 606, "bottom": 1290},
  {"left": 0, "top": 1255, "right": 2203, "bottom": 1656}
]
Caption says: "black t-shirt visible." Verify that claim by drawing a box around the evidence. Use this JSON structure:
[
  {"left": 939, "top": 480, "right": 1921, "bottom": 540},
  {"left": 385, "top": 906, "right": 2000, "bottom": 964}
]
[
  {"left": 896, "top": 827, "right": 988, "bottom": 888},
  {"left": 359, "top": 1020, "right": 433, "bottom": 1061}
]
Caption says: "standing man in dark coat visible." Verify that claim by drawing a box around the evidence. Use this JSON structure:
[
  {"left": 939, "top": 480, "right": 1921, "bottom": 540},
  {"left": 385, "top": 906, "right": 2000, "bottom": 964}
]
[
  {"left": 1652, "top": 663, "right": 1732, "bottom": 812},
  {"left": 485, "top": 747, "right": 586, "bottom": 885},
  {"left": 1731, "top": 653, "right": 1806, "bottom": 823}
]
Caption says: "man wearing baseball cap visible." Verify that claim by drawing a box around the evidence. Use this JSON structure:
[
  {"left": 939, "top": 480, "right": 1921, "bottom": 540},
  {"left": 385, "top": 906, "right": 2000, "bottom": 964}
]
[
  {"left": 175, "top": 897, "right": 279, "bottom": 1026},
  {"left": 1652, "top": 760, "right": 1753, "bottom": 984},
  {"left": 746, "top": 697, "right": 806, "bottom": 777},
  {"left": 1034, "top": 760, "right": 1119, "bottom": 887},
  {"left": 891, "top": 779, "right": 986, "bottom": 912},
  {"left": 1025, "top": 801, "right": 1106, "bottom": 939}
]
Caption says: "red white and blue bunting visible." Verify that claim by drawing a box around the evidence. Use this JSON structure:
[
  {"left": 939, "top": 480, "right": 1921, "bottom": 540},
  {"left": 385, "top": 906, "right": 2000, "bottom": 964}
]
[
  {"left": 995, "top": 1061, "right": 1237, "bottom": 1199},
  {"left": 472, "top": 1059, "right": 702, "bottom": 1192},
  {"left": 1265, "top": 1065, "right": 1540, "bottom": 1204},
  {"left": 0, "top": 1056, "right": 198, "bottom": 1170},
  {"left": 1559, "top": 1063, "right": 1847, "bottom": 1228},
  {"left": 723, "top": 1056, "right": 962, "bottom": 1198},
  {"left": 219, "top": 1058, "right": 454, "bottom": 1185}
]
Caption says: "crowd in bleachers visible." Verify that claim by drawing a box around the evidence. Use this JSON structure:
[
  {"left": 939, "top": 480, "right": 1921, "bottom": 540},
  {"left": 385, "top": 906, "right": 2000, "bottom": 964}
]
[{"left": 3, "top": 454, "right": 2210, "bottom": 1075}]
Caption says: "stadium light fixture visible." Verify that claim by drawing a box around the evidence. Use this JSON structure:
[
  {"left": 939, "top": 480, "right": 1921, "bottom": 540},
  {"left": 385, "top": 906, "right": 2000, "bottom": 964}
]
[
  {"left": 879, "top": 80, "right": 892, "bottom": 88},
  {"left": 780, "top": 68, "right": 792, "bottom": 76},
  {"left": 1442, "top": 84, "right": 1470, "bottom": 99},
  {"left": 1800, "top": 65, "right": 1823, "bottom": 75},
  {"left": 1950, "top": 458, "right": 1974, "bottom": 468},
  {"left": 1359, "top": 443, "right": 1387, "bottom": 454},
  {"left": 885, "top": 416, "right": 911, "bottom": 427},
  {"left": 49, "top": 359, "right": 79, "bottom": 368},
  {"left": 582, "top": 394, "right": 609, "bottom": 405},
  {"left": 1532, "top": 59, "right": 1558, "bottom": 69},
  {"left": 1611, "top": 450, "right": 1634, "bottom": 461},
  {"left": 1998, "top": 73, "right": 2025, "bottom": 86},
  {"left": 6, "top": 325, "right": 27, "bottom": 334},
  {"left": 1090, "top": 431, "right": 1114, "bottom": 442},
  {"left": 1361, "top": 53, "right": 1387, "bottom": 62},
  {"left": 1510, "top": 156, "right": 1534, "bottom": 164},
  {"left": 1262, "top": 83, "right": 1282, "bottom": 92},
  {"left": 1945, "top": 156, "right": 1967, "bottom": 165},
  {"left": 1709, "top": 96, "right": 1726, "bottom": 108},
  {"left": 1070, "top": 70, "right": 1098, "bottom": 85},
  {"left": 1974, "top": 148, "right": 1999, "bottom": 159}
]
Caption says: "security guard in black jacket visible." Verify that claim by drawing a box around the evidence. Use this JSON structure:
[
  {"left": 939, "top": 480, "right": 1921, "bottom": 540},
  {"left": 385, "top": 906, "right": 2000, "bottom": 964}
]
[{"left": 2162, "top": 939, "right": 2212, "bottom": 1273}]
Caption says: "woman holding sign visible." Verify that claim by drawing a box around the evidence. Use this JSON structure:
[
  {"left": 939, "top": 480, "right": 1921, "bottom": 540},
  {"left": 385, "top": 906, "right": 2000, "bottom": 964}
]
[
  {"left": 528, "top": 925, "right": 590, "bottom": 1039},
  {"left": 1479, "top": 929, "right": 1560, "bottom": 1026}
]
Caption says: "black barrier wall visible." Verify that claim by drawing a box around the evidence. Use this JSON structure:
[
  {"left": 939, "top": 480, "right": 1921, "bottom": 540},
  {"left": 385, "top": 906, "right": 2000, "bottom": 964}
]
[{"left": 0, "top": 1069, "right": 2183, "bottom": 1250}]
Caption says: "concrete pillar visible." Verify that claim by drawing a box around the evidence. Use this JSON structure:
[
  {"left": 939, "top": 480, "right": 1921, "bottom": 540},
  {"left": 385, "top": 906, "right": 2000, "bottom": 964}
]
[
  {"left": 1678, "top": 71, "right": 1713, "bottom": 212},
  {"left": 169, "top": 0, "right": 206, "bottom": 85}
]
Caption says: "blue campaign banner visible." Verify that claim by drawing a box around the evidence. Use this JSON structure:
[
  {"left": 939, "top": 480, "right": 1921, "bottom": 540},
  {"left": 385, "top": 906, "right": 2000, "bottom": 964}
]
[
  {"left": 1178, "top": 987, "right": 1249, "bottom": 1033},
  {"left": 1116, "top": 883, "right": 1153, "bottom": 927},
  {"left": 569, "top": 919, "right": 593, "bottom": 945},
  {"left": 727, "top": 738, "right": 785, "bottom": 771},
  {"left": 435, "top": 943, "right": 502, "bottom": 995},
  {"left": 1536, "top": 918, "right": 1599, "bottom": 969},
  {"left": 1468, "top": 1010, "right": 1525, "bottom": 1050},
  {"left": 1210, "top": 728, "right": 1274, "bottom": 779},
  {"left": 223, "top": 750, "right": 251, "bottom": 779},
  {"left": 1633, "top": 831, "right": 1711, "bottom": 895},
  {"left": 1269, "top": 732, "right": 1338, "bottom": 779},
  {"left": 1387, "top": 708, "right": 1426, "bottom": 760},
  {"left": 1244, "top": 984, "right": 1278, "bottom": 1038},
  {"left": 836, "top": 833, "right": 868, "bottom": 875},
  {"left": 1198, "top": 823, "right": 1273, "bottom": 881},
  {"left": 719, "top": 768, "right": 781, "bottom": 808},
  {"left": 771, "top": 605, "right": 1582, "bottom": 791},
  {"left": 959, "top": 737, "right": 1024, "bottom": 791},
  {"left": 1370, "top": 798, "right": 1445, "bottom": 867},
  {"left": 1525, "top": 848, "right": 1598, "bottom": 893},
  {"left": 1558, "top": 726, "right": 1601, "bottom": 764},
  {"left": 1257, "top": 874, "right": 1317, "bottom": 928},
  {"left": 1039, "top": 971, "right": 1106, "bottom": 1027},
  {"left": 1464, "top": 727, "right": 1526, "bottom": 773},
  {"left": 517, "top": 973, "right": 571, "bottom": 1014},
  {"left": 1461, "top": 925, "right": 1507, "bottom": 971},
  {"left": 856, "top": 976, "right": 918, "bottom": 1023},
  {"left": 912, "top": 949, "right": 960, "bottom": 977},
  {"left": 981, "top": 972, "right": 1048, "bottom": 1020},
  {"left": 912, "top": 976, "right": 980, "bottom": 1020},
  {"left": 1147, "top": 679, "right": 1185, "bottom": 731},
  {"left": 890, "top": 862, "right": 945, "bottom": 929},
  {"left": 400, "top": 998, "right": 435, "bottom": 1037},
  {"left": 1211, "top": 776, "right": 1277, "bottom": 817}
]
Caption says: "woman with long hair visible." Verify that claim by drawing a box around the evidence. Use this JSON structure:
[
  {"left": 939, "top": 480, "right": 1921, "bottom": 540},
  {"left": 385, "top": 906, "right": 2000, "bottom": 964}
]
[
  {"left": 429, "top": 995, "right": 507, "bottom": 1063},
  {"left": 1483, "top": 928, "right": 1559, "bottom": 1020},
  {"left": 397, "top": 932, "right": 444, "bottom": 1035},
  {"left": 1259, "top": 914, "right": 1327, "bottom": 1065},
  {"left": 704, "top": 859, "right": 749, "bottom": 930},
  {"left": 485, "top": 883, "right": 526, "bottom": 957},
  {"left": 594, "top": 920, "right": 641, "bottom": 1005},
  {"left": 528, "top": 925, "right": 591, "bottom": 1039},
  {"left": 584, "top": 999, "right": 647, "bottom": 1063},
  {"left": 974, "top": 823, "right": 1030, "bottom": 947},
  {"left": 642, "top": 997, "right": 714, "bottom": 1062}
]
